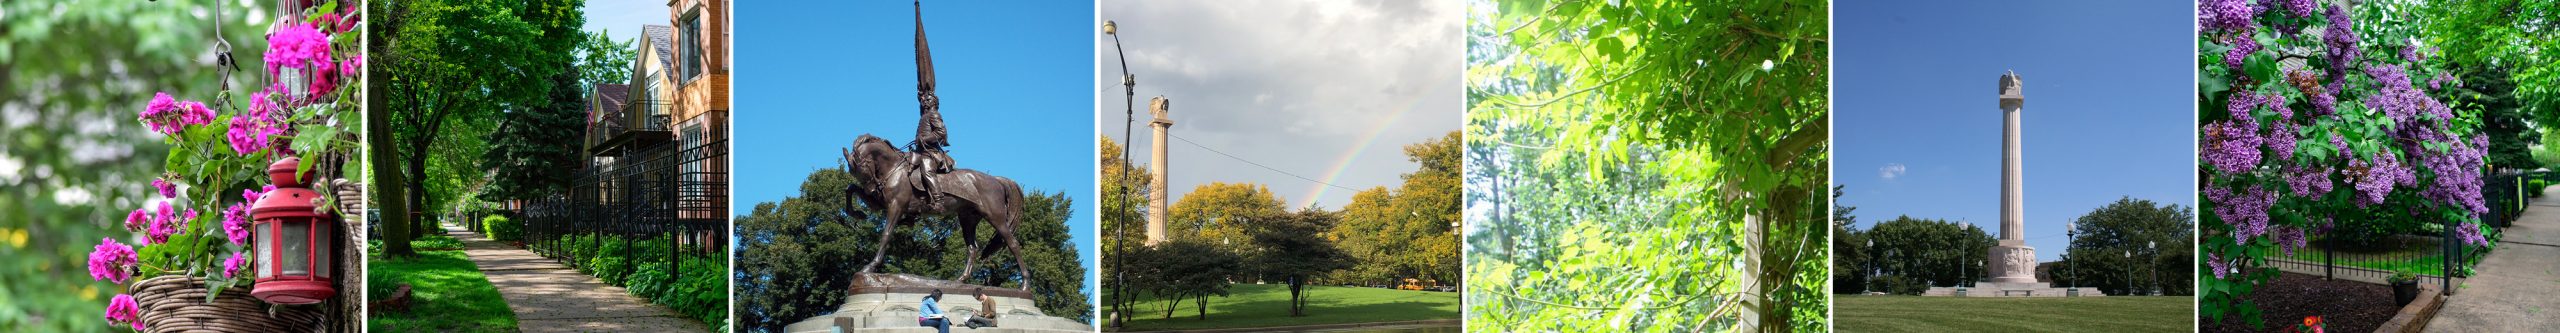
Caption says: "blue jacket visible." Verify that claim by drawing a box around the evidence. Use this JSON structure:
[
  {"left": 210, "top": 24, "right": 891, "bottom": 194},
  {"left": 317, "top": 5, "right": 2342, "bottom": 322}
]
[{"left": 921, "top": 297, "right": 943, "bottom": 318}]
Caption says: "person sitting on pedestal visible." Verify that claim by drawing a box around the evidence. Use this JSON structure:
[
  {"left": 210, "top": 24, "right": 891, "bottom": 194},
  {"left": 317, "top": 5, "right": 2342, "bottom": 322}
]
[
  {"left": 920, "top": 289, "right": 950, "bottom": 333},
  {"left": 963, "top": 287, "right": 1000, "bottom": 328}
]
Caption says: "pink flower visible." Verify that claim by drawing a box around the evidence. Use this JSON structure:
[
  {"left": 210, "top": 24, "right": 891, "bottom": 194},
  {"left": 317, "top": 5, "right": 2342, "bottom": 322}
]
[
  {"left": 242, "top": 189, "right": 261, "bottom": 202},
  {"left": 222, "top": 203, "right": 252, "bottom": 245},
  {"left": 123, "top": 208, "right": 149, "bottom": 232},
  {"left": 105, "top": 293, "right": 142, "bottom": 331},
  {"left": 179, "top": 100, "right": 215, "bottom": 127},
  {"left": 225, "top": 88, "right": 290, "bottom": 156},
  {"left": 139, "top": 92, "right": 185, "bottom": 135},
  {"left": 264, "top": 22, "right": 338, "bottom": 98},
  {"left": 144, "top": 202, "right": 179, "bottom": 245},
  {"left": 222, "top": 252, "right": 250, "bottom": 278},
  {"left": 152, "top": 178, "right": 176, "bottom": 198},
  {"left": 87, "top": 238, "right": 137, "bottom": 284}
]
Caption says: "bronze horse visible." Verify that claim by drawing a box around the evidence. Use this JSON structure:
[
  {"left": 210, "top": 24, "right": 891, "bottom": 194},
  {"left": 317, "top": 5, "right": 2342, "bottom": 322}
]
[{"left": 843, "top": 134, "right": 1033, "bottom": 288}]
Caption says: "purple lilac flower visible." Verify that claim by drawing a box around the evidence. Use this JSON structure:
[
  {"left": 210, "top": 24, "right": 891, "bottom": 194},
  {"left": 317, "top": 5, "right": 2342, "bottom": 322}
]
[
  {"left": 106, "top": 293, "right": 143, "bottom": 331},
  {"left": 2331, "top": 133, "right": 2350, "bottom": 156},
  {"left": 2266, "top": 122, "right": 2298, "bottom": 162},
  {"left": 2308, "top": 89, "right": 2337, "bottom": 117},
  {"left": 2207, "top": 185, "right": 2277, "bottom": 244},
  {"left": 2208, "top": 254, "right": 2233, "bottom": 279},
  {"left": 2286, "top": 164, "right": 2332, "bottom": 197},
  {"left": 2266, "top": 93, "right": 2292, "bottom": 121},
  {"left": 2200, "top": 0, "right": 2258, "bottom": 33},
  {"left": 2227, "top": 90, "right": 2259, "bottom": 120},
  {"left": 222, "top": 252, "right": 250, "bottom": 278},
  {"left": 2349, "top": 149, "right": 2409, "bottom": 206},
  {"left": 2455, "top": 221, "right": 2488, "bottom": 246},
  {"left": 2364, "top": 64, "right": 2425, "bottom": 123},
  {"left": 87, "top": 238, "right": 136, "bottom": 284},
  {"left": 2272, "top": 0, "right": 2317, "bottom": 16},
  {"left": 2226, "top": 35, "right": 2261, "bottom": 70},
  {"left": 2401, "top": 44, "right": 2422, "bottom": 63},
  {"left": 2274, "top": 225, "right": 2308, "bottom": 256},
  {"left": 2323, "top": 4, "right": 2362, "bottom": 92},
  {"left": 2205, "top": 120, "right": 2264, "bottom": 173}
]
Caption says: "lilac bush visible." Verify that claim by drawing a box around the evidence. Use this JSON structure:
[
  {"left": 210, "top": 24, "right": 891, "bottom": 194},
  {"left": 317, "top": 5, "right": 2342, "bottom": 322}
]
[{"left": 2199, "top": 1, "right": 2486, "bottom": 329}]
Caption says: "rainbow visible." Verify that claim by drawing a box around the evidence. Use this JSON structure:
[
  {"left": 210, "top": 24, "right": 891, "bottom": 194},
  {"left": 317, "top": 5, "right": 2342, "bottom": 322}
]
[{"left": 1298, "top": 83, "right": 1454, "bottom": 207}]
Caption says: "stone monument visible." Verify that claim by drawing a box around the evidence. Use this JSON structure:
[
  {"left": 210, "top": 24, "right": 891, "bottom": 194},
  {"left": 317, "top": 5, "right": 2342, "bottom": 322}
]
[
  {"left": 1988, "top": 70, "right": 2036, "bottom": 284},
  {"left": 795, "top": 3, "right": 1095, "bottom": 331},
  {"left": 1921, "top": 71, "right": 2100, "bottom": 297}
]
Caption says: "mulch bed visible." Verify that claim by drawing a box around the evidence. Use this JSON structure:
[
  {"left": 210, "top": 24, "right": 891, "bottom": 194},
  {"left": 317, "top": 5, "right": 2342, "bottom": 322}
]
[{"left": 2203, "top": 272, "right": 2400, "bottom": 333}]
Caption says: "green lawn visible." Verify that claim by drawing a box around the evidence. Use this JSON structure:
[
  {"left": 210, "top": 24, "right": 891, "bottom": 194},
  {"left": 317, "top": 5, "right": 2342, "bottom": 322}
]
[
  {"left": 366, "top": 249, "right": 519, "bottom": 332},
  {"left": 1836, "top": 296, "right": 2192, "bottom": 332},
  {"left": 1110, "top": 284, "right": 1460, "bottom": 331}
]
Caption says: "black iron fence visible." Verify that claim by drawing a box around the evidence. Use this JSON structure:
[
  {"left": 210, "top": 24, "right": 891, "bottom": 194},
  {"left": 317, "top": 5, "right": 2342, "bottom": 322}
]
[
  {"left": 2266, "top": 170, "right": 2541, "bottom": 296},
  {"left": 522, "top": 138, "right": 728, "bottom": 282}
]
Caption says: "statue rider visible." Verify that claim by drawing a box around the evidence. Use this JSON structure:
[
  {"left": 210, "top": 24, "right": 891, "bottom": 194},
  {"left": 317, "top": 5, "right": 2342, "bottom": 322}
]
[{"left": 911, "top": 1, "right": 955, "bottom": 197}]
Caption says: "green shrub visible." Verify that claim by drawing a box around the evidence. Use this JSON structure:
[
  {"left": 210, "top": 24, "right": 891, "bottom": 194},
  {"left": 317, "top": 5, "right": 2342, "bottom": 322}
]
[{"left": 482, "top": 215, "right": 523, "bottom": 242}]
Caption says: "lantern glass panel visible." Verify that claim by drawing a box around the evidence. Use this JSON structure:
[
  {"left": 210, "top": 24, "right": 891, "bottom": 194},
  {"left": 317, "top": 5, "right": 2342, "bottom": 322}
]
[
  {"left": 282, "top": 220, "right": 309, "bottom": 276},
  {"left": 258, "top": 223, "right": 276, "bottom": 279},
  {"left": 315, "top": 224, "right": 332, "bottom": 279}
]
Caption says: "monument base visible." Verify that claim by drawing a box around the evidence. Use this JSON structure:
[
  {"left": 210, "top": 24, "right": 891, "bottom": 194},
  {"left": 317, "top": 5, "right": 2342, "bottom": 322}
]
[
  {"left": 1922, "top": 283, "right": 2106, "bottom": 297},
  {"left": 1985, "top": 242, "right": 2038, "bottom": 283},
  {"left": 783, "top": 274, "right": 1091, "bottom": 333}
]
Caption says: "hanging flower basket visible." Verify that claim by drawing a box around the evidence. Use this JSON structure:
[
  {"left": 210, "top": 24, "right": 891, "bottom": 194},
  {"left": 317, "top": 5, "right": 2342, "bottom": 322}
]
[{"left": 131, "top": 275, "right": 323, "bottom": 332}]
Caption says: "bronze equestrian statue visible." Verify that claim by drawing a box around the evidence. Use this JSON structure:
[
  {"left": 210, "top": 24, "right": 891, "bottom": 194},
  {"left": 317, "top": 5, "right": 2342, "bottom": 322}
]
[{"left": 838, "top": 1, "right": 1033, "bottom": 290}]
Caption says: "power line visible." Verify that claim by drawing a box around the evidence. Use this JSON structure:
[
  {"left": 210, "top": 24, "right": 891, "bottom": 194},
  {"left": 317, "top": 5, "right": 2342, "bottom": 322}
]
[{"left": 1165, "top": 133, "right": 1363, "bottom": 193}]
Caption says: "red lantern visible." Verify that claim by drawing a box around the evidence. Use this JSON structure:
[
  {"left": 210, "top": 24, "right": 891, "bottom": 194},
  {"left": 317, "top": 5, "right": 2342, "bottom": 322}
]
[{"left": 250, "top": 157, "right": 335, "bottom": 304}]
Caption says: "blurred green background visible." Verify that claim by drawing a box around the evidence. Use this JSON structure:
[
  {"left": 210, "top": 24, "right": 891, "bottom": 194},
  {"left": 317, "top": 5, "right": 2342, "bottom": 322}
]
[{"left": 1, "top": 0, "right": 271, "bottom": 330}]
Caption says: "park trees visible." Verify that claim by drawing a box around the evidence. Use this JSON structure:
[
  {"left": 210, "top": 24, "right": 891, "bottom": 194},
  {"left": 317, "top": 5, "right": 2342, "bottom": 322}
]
[
  {"left": 1248, "top": 208, "right": 1354, "bottom": 317},
  {"left": 1465, "top": 0, "right": 1830, "bottom": 331},
  {"left": 371, "top": 0, "right": 574, "bottom": 255}
]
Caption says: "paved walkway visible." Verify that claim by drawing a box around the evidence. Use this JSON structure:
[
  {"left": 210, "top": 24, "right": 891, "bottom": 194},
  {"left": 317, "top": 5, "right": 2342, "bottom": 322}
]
[
  {"left": 445, "top": 224, "right": 709, "bottom": 333},
  {"left": 2431, "top": 187, "right": 2560, "bottom": 331}
]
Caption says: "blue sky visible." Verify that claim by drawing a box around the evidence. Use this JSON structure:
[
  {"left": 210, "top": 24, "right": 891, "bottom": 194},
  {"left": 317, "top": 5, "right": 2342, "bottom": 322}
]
[
  {"left": 1836, "top": 0, "right": 2195, "bottom": 262},
  {"left": 733, "top": 0, "right": 1098, "bottom": 306}
]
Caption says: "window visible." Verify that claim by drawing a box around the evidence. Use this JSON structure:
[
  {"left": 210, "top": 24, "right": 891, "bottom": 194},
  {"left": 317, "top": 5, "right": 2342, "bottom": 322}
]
[{"left": 683, "top": 14, "right": 703, "bottom": 82}]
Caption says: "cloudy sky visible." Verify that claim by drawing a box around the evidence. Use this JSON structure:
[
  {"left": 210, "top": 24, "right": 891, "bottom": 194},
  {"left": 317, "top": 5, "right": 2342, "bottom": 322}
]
[{"left": 1095, "top": 0, "right": 1463, "bottom": 209}]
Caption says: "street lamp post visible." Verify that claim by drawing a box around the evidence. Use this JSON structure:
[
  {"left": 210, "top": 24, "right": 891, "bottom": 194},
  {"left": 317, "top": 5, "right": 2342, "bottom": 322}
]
[
  {"left": 2148, "top": 241, "right": 2158, "bottom": 296},
  {"left": 2123, "top": 250, "right": 2132, "bottom": 296},
  {"left": 2066, "top": 223, "right": 2076, "bottom": 295},
  {"left": 1866, "top": 238, "right": 1874, "bottom": 295},
  {"left": 1104, "top": 19, "right": 1133, "bottom": 329}
]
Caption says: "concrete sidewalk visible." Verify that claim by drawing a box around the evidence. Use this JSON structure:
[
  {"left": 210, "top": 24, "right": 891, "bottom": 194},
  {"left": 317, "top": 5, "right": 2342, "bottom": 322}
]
[
  {"left": 2429, "top": 186, "right": 2560, "bottom": 331},
  {"left": 445, "top": 224, "right": 709, "bottom": 333}
]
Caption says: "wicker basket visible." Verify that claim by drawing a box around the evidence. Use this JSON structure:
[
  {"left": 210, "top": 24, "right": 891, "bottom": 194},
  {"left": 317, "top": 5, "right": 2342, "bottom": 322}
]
[{"left": 131, "top": 275, "right": 324, "bottom": 332}]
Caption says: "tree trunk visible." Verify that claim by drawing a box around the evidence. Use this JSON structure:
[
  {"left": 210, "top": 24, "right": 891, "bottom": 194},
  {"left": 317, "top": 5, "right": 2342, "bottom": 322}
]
[
  {"left": 1288, "top": 277, "right": 1305, "bottom": 317},
  {"left": 370, "top": 66, "right": 415, "bottom": 258},
  {"left": 1161, "top": 291, "right": 1180, "bottom": 319},
  {"left": 1193, "top": 294, "right": 1207, "bottom": 320}
]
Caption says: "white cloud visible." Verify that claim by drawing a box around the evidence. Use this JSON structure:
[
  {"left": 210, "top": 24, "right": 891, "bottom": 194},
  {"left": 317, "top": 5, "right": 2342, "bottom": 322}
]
[{"left": 1880, "top": 163, "right": 1907, "bottom": 181}]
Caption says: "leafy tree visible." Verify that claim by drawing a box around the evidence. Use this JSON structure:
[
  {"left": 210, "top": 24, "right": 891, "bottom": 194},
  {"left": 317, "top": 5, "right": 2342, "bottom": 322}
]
[
  {"left": 1466, "top": 0, "right": 1829, "bottom": 330},
  {"left": 1167, "top": 182, "right": 1287, "bottom": 252},
  {"left": 373, "top": 0, "right": 570, "bottom": 253},
  {"left": 1861, "top": 216, "right": 1992, "bottom": 291},
  {"left": 1128, "top": 238, "right": 1241, "bottom": 320},
  {"left": 2052, "top": 197, "right": 2194, "bottom": 296},
  {"left": 1098, "top": 136, "right": 1153, "bottom": 325},
  {"left": 732, "top": 168, "right": 1091, "bottom": 332},
  {"left": 1830, "top": 186, "right": 1871, "bottom": 294},
  {"left": 1330, "top": 131, "right": 1464, "bottom": 285},
  {"left": 1248, "top": 208, "right": 1354, "bottom": 317}
]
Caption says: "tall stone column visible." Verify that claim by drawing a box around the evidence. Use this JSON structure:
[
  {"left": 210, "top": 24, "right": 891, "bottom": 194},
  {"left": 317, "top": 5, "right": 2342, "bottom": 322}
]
[
  {"left": 1988, "top": 71, "right": 2038, "bottom": 284},
  {"left": 1146, "top": 97, "right": 1173, "bottom": 245}
]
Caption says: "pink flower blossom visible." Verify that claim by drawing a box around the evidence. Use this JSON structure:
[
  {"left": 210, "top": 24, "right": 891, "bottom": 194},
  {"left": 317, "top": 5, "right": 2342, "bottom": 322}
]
[
  {"left": 222, "top": 252, "right": 250, "bottom": 278},
  {"left": 151, "top": 178, "right": 176, "bottom": 198},
  {"left": 225, "top": 88, "right": 291, "bottom": 156},
  {"left": 87, "top": 238, "right": 137, "bottom": 284},
  {"left": 105, "top": 293, "right": 143, "bottom": 331},
  {"left": 223, "top": 202, "right": 253, "bottom": 245},
  {"left": 265, "top": 22, "right": 338, "bottom": 99},
  {"left": 123, "top": 208, "right": 149, "bottom": 232},
  {"left": 144, "top": 202, "right": 179, "bottom": 245}
]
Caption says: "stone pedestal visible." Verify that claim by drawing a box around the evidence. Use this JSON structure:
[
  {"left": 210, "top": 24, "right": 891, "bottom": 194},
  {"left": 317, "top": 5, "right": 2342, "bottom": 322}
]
[
  {"left": 783, "top": 274, "right": 1090, "bottom": 333},
  {"left": 1987, "top": 241, "right": 2038, "bottom": 283}
]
